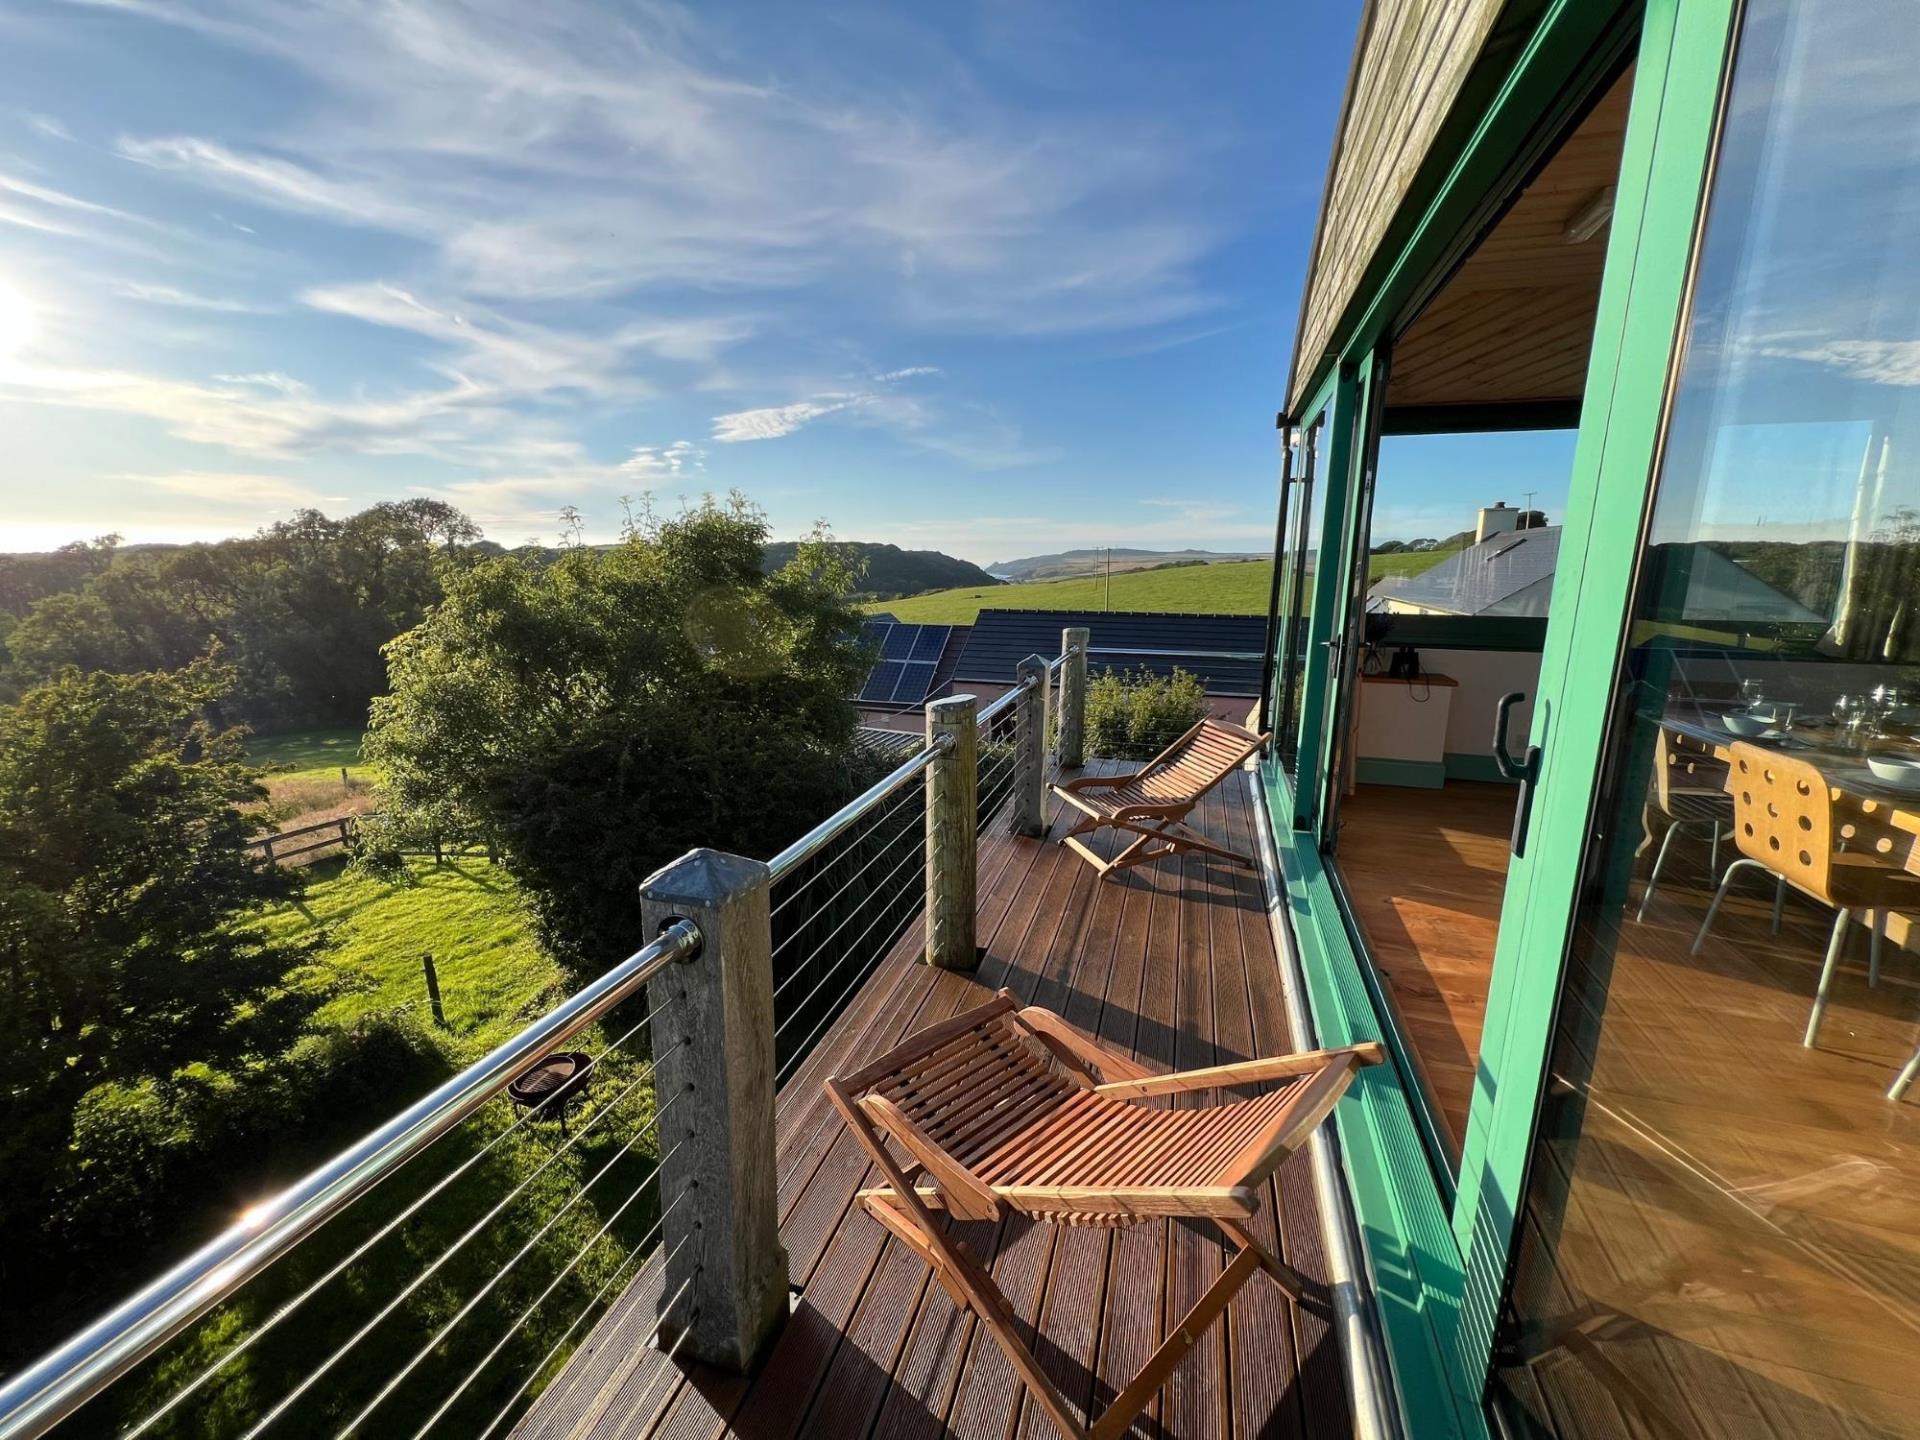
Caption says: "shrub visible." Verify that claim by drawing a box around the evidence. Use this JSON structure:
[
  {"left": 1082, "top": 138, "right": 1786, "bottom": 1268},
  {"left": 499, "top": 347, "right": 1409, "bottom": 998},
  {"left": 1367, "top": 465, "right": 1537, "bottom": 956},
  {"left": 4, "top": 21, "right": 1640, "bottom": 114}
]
[{"left": 1083, "top": 667, "right": 1207, "bottom": 760}]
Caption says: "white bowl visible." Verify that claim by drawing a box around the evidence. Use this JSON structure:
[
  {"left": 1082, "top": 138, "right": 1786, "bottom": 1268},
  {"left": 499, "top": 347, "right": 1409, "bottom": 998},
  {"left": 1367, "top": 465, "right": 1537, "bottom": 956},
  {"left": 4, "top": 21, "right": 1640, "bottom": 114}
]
[
  {"left": 1722, "top": 712, "right": 1773, "bottom": 738},
  {"left": 1867, "top": 755, "right": 1920, "bottom": 789}
]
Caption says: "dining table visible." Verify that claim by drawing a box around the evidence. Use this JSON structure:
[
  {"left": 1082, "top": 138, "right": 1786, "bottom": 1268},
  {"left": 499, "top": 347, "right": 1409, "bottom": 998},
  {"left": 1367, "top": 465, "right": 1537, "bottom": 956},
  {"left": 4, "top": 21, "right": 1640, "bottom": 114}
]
[{"left": 1662, "top": 709, "right": 1920, "bottom": 875}]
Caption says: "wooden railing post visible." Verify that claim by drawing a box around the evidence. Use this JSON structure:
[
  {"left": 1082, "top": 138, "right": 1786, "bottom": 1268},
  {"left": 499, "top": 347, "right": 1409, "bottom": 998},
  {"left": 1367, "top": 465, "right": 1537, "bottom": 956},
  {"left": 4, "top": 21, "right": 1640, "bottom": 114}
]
[
  {"left": 638, "top": 848, "right": 788, "bottom": 1370},
  {"left": 1058, "top": 626, "right": 1089, "bottom": 770},
  {"left": 924, "top": 695, "right": 979, "bottom": 970},
  {"left": 1012, "top": 655, "right": 1048, "bottom": 837}
]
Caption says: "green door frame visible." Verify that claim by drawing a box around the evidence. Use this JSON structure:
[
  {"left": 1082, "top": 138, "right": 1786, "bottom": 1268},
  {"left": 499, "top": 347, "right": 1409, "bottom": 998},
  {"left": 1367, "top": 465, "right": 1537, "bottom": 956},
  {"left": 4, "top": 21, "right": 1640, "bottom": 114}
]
[
  {"left": 1450, "top": 0, "right": 1742, "bottom": 1387},
  {"left": 1258, "top": 0, "right": 1743, "bottom": 1431}
]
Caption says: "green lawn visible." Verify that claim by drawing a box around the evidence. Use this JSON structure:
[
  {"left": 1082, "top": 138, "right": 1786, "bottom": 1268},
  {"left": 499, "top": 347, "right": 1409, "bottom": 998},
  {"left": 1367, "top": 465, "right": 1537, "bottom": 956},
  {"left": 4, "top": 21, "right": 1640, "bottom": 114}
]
[
  {"left": 874, "top": 559, "right": 1277, "bottom": 624},
  {"left": 261, "top": 855, "right": 560, "bottom": 1056},
  {"left": 874, "top": 547, "right": 1462, "bottom": 625},
  {"left": 1368, "top": 544, "right": 1462, "bottom": 584},
  {"left": 245, "top": 727, "right": 369, "bottom": 783}
]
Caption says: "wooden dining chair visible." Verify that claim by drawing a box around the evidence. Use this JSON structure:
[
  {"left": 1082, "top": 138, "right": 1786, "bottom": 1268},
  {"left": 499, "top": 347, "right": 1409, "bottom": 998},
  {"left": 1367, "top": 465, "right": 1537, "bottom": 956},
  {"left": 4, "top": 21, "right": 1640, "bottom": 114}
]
[
  {"left": 825, "top": 991, "right": 1382, "bottom": 1440},
  {"left": 1692, "top": 742, "right": 1920, "bottom": 1046},
  {"left": 1051, "top": 718, "right": 1268, "bottom": 880},
  {"left": 1639, "top": 725, "right": 1747, "bottom": 922}
]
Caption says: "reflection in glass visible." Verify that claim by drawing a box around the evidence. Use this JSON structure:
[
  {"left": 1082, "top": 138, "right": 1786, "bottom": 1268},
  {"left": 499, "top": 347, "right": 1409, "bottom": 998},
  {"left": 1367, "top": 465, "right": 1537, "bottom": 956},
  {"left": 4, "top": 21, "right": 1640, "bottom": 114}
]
[
  {"left": 1277, "top": 417, "right": 1324, "bottom": 782},
  {"left": 1492, "top": 3, "right": 1920, "bottom": 1436}
]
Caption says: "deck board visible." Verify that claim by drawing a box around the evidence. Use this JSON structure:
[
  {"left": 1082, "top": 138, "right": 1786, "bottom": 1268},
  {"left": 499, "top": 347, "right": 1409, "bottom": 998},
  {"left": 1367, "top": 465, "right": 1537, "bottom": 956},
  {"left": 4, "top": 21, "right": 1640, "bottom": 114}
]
[{"left": 514, "top": 764, "right": 1350, "bottom": 1440}]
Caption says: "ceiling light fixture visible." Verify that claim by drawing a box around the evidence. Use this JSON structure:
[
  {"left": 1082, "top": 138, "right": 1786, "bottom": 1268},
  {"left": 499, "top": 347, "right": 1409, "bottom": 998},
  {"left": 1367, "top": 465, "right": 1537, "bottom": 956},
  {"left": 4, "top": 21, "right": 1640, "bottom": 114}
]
[{"left": 1562, "top": 186, "right": 1617, "bottom": 244}]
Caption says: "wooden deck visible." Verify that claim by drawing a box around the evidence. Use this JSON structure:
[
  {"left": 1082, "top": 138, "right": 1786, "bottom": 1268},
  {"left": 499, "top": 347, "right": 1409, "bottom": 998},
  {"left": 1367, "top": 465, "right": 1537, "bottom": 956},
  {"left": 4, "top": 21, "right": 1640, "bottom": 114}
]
[{"left": 515, "top": 764, "right": 1352, "bottom": 1440}]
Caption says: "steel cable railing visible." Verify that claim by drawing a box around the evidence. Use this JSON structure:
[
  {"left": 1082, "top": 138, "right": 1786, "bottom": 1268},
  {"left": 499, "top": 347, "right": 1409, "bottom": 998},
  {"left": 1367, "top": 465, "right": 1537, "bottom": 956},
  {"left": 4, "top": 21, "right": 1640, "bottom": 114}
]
[
  {"left": 766, "top": 739, "right": 936, "bottom": 1076},
  {"left": 0, "top": 922, "right": 700, "bottom": 1440},
  {"left": 6, "top": 650, "right": 1080, "bottom": 1440}
]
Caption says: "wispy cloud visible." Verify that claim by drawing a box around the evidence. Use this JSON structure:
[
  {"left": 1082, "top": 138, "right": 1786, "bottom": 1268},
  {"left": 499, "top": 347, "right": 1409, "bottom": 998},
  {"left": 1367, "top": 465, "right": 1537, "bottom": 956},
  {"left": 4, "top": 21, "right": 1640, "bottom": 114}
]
[
  {"left": 712, "top": 397, "right": 863, "bottom": 443},
  {"left": 21, "top": 112, "right": 73, "bottom": 143},
  {"left": 98, "top": 0, "right": 1228, "bottom": 331},
  {"left": 115, "top": 280, "right": 267, "bottom": 313}
]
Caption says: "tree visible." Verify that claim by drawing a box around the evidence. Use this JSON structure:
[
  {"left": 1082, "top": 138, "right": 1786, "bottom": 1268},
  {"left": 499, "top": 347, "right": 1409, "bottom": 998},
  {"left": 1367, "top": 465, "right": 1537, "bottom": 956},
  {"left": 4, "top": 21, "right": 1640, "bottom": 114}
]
[
  {"left": 0, "top": 659, "right": 310, "bottom": 1275},
  {"left": 2, "top": 502, "right": 481, "bottom": 731},
  {"left": 367, "top": 496, "right": 871, "bottom": 976}
]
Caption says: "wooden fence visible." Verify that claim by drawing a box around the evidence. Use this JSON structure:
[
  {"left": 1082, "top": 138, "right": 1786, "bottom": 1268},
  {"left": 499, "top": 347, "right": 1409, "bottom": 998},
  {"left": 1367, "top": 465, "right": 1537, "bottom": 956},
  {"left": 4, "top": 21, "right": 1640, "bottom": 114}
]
[{"left": 245, "top": 813, "right": 497, "bottom": 867}]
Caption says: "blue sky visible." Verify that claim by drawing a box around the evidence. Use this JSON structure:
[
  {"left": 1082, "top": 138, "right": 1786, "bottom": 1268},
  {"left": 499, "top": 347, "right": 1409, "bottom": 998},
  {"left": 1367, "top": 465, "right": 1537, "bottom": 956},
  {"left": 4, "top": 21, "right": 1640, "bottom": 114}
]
[{"left": 0, "top": 0, "right": 1576, "bottom": 564}]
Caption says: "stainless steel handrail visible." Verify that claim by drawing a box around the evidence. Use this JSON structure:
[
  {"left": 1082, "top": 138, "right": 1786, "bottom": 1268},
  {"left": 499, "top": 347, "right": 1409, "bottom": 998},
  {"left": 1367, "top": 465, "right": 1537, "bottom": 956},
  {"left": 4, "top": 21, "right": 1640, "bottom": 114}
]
[
  {"left": 976, "top": 669, "right": 1041, "bottom": 724},
  {"left": 0, "top": 919, "right": 703, "bottom": 1440},
  {"left": 767, "top": 741, "right": 943, "bottom": 885},
  {"left": 1085, "top": 645, "right": 1263, "bottom": 661}
]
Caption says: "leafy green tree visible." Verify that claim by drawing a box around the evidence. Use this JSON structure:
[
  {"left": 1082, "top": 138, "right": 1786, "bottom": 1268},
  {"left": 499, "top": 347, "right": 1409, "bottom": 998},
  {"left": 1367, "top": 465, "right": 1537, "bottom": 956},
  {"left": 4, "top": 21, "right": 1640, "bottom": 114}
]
[
  {"left": 367, "top": 496, "right": 870, "bottom": 975},
  {"left": 0, "top": 659, "right": 313, "bottom": 1306},
  {"left": 3, "top": 501, "right": 480, "bottom": 731}
]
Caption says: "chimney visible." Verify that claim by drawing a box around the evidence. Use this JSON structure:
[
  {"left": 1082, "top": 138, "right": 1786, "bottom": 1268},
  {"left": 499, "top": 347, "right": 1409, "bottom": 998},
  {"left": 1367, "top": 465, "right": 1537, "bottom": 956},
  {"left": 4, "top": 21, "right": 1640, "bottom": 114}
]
[{"left": 1476, "top": 502, "right": 1518, "bottom": 544}]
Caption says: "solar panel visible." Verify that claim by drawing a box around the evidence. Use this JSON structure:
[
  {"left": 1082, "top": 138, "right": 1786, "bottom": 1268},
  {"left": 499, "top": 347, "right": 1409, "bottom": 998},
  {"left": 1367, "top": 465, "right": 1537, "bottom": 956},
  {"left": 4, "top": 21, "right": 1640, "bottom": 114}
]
[
  {"left": 859, "top": 619, "right": 890, "bottom": 651},
  {"left": 860, "top": 661, "right": 905, "bottom": 703},
  {"left": 882, "top": 625, "right": 920, "bottom": 661},
  {"left": 890, "top": 661, "right": 938, "bottom": 704},
  {"left": 908, "top": 625, "right": 949, "bottom": 663}
]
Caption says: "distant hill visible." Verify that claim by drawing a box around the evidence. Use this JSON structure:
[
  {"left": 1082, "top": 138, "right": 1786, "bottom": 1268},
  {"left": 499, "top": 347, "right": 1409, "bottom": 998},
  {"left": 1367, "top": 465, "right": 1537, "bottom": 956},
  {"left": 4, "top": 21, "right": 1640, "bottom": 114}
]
[
  {"left": 760, "top": 541, "right": 999, "bottom": 600},
  {"left": 871, "top": 559, "right": 1276, "bottom": 625},
  {"left": 988, "top": 548, "right": 1264, "bottom": 582}
]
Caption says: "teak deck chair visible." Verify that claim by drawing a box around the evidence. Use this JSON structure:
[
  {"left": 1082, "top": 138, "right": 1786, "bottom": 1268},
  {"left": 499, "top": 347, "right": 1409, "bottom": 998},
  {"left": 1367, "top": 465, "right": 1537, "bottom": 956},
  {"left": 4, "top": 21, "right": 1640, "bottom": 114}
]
[
  {"left": 1051, "top": 718, "right": 1269, "bottom": 879},
  {"left": 825, "top": 991, "right": 1382, "bottom": 1440}
]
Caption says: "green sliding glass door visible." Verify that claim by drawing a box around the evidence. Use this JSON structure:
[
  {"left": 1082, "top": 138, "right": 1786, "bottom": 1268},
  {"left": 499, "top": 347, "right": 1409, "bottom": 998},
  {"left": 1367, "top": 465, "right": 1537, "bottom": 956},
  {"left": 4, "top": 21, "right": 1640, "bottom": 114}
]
[
  {"left": 1484, "top": 0, "right": 1920, "bottom": 1432},
  {"left": 1444, "top": 0, "right": 1752, "bottom": 1403}
]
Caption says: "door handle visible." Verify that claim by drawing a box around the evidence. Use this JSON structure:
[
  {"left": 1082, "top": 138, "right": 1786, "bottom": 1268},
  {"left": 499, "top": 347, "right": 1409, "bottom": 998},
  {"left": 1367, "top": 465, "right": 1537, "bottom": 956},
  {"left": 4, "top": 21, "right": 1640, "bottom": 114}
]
[{"left": 1492, "top": 691, "right": 1543, "bottom": 859}]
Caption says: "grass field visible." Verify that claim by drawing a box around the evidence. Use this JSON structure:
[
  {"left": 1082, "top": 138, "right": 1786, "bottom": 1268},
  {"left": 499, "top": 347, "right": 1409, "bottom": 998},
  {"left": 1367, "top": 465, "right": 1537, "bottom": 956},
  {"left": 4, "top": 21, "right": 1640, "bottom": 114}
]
[
  {"left": 873, "top": 559, "right": 1276, "bottom": 624},
  {"left": 261, "top": 855, "right": 560, "bottom": 1054},
  {"left": 874, "top": 547, "right": 1461, "bottom": 625},
  {"left": 246, "top": 727, "right": 369, "bottom": 782}
]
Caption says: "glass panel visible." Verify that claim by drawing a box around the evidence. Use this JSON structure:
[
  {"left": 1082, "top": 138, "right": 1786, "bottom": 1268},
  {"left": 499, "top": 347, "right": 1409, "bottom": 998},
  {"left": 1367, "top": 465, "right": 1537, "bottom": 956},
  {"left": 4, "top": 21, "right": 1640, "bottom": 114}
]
[
  {"left": 1277, "top": 415, "right": 1325, "bottom": 783},
  {"left": 1331, "top": 428, "right": 1574, "bottom": 1170},
  {"left": 1492, "top": 3, "right": 1920, "bottom": 1435}
]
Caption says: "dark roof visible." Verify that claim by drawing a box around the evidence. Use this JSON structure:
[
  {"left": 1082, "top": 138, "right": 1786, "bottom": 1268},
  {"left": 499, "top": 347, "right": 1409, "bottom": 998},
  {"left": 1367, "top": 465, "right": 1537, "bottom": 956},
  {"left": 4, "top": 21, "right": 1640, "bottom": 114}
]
[
  {"left": 1370, "top": 527, "right": 1562, "bottom": 617},
  {"left": 855, "top": 726, "right": 925, "bottom": 760},
  {"left": 952, "top": 609, "right": 1267, "bottom": 697}
]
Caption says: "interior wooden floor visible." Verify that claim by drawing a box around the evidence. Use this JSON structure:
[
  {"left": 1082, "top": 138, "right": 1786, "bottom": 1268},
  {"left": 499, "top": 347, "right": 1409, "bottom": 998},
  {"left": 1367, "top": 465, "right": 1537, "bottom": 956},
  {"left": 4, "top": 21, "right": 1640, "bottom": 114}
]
[
  {"left": 1332, "top": 780, "right": 1515, "bottom": 1154},
  {"left": 1499, "top": 828, "right": 1920, "bottom": 1440},
  {"left": 1327, "top": 776, "right": 1920, "bottom": 1436},
  {"left": 514, "top": 765, "right": 1350, "bottom": 1440}
]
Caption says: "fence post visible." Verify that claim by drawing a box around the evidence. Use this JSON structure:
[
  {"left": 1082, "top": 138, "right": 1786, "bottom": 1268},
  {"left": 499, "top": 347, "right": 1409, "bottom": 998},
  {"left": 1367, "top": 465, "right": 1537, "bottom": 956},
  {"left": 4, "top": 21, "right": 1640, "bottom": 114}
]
[
  {"left": 1011, "top": 655, "right": 1048, "bottom": 837},
  {"left": 420, "top": 953, "right": 446, "bottom": 1027},
  {"left": 924, "top": 695, "right": 979, "bottom": 970},
  {"left": 1059, "top": 626, "right": 1089, "bottom": 769},
  {"left": 638, "top": 848, "right": 788, "bottom": 1371}
]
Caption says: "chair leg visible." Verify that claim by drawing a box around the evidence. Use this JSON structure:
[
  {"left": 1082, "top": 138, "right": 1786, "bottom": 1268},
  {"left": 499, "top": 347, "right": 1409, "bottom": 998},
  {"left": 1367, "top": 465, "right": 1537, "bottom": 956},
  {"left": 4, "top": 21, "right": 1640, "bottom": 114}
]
[
  {"left": 1771, "top": 876, "right": 1787, "bottom": 935},
  {"left": 1636, "top": 820, "right": 1686, "bottom": 923},
  {"left": 1216, "top": 1217, "right": 1310, "bottom": 1301},
  {"left": 1692, "top": 858, "right": 1762, "bottom": 955},
  {"left": 1869, "top": 909, "right": 1884, "bottom": 988},
  {"left": 1710, "top": 821, "right": 1722, "bottom": 879},
  {"left": 1804, "top": 906, "right": 1852, "bottom": 1049},
  {"left": 1088, "top": 1244, "right": 1263, "bottom": 1440},
  {"left": 1891, "top": 1045, "right": 1920, "bottom": 1102}
]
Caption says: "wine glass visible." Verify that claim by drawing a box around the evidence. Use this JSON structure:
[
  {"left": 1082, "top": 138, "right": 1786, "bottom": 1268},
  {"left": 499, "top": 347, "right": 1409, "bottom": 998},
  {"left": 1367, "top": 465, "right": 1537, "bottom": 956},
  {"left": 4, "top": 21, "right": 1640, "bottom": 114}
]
[{"left": 1740, "top": 677, "right": 1766, "bottom": 710}]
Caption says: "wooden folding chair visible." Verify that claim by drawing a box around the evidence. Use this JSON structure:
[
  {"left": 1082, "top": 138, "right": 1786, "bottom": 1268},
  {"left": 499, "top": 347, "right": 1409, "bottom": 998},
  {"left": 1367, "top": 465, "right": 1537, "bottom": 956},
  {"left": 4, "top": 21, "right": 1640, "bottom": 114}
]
[
  {"left": 825, "top": 991, "right": 1382, "bottom": 1440},
  {"left": 1051, "top": 718, "right": 1269, "bottom": 879}
]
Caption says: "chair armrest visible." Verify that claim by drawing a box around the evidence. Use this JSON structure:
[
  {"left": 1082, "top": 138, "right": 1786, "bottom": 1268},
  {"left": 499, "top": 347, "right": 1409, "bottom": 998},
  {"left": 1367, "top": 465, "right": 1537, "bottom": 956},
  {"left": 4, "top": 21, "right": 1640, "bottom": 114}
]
[
  {"left": 860, "top": 1094, "right": 1002, "bottom": 1221},
  {"left": 1092, "top": 1042, "right": 1385, "bottom": 1099},
  {"left": 1058, "top": 772, "right": 1131, "bottom": 792},
  {"left": 1012, "top": 1007, "right": 1154, "bottom": 1085}
]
